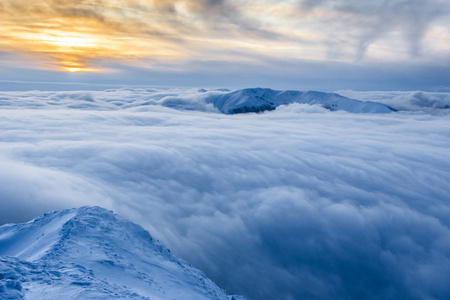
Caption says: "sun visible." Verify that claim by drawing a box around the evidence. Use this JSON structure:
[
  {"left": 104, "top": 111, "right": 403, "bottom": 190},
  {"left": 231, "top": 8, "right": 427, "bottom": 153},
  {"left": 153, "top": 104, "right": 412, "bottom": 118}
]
[{"left": 59, "top": 59, "right": 100, "bottom": 73}]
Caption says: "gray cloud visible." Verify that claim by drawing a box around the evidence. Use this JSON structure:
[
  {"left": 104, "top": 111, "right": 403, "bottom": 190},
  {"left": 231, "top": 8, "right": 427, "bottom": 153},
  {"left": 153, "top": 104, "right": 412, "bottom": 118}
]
[
  {"left": 297, "top": 0, "right": 450, "bottom": 58},
  {"left": 337, "top": 90, "right": 450, "bottom": 114},
  {"left": 1, "top": 88, "right": 450, "bottom": 299},
  {"left": 0, "top": 0, "right": 256, "bottom": 37}
]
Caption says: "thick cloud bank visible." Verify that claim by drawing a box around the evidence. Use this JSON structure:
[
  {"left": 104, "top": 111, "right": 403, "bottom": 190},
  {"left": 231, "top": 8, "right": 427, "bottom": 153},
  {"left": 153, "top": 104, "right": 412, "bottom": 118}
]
[
  {"left": 1, "top": 88, "right": 450, "bottom": 299},
  {"left": 337, "top": 90, "right": 450, "bottom": 114}
]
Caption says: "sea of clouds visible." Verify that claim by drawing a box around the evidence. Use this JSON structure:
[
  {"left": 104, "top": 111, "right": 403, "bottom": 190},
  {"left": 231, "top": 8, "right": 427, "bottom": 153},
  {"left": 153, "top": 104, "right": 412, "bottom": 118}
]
[
  {"left": 338, "top": 90, "right": 450, "bottom": 114},
  {"left": 1, "top": 88, "right": 450, "bottom": 299}
]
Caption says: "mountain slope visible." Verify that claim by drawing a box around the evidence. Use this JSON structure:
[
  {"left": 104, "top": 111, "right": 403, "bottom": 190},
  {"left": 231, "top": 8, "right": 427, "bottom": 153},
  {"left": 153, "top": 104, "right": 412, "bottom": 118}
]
[
  {"left": 205, "top": 88, "right": 395, "bottom": 114},
  {"left": 0, "top": 206, "right": 246, "bottom": 300}
]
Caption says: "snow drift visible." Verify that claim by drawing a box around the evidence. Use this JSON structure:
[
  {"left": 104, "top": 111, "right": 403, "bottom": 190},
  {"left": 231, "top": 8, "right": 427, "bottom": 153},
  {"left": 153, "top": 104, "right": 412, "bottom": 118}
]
[{"left": 0, "top": 206, "right": 245, "bottom": 300}]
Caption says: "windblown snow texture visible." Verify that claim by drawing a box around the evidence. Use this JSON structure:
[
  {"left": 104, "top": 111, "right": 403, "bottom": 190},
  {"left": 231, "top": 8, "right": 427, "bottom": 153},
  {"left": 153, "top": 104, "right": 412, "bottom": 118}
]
[
  {"left": 205, "top": 88, "right": 395, "bottom": 114},
  {"left": 0, "top": 206, "right": 245, "bottom": 300}
]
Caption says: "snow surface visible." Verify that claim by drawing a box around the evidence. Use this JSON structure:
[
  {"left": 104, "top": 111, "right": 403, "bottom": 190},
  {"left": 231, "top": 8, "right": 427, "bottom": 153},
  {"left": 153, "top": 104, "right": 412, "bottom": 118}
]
[
  {"left": 204, "top": 88, "right": 395, "bottom": 114},
  {"left": 0, "top": 206, "right": 246, "bottom": 300}
]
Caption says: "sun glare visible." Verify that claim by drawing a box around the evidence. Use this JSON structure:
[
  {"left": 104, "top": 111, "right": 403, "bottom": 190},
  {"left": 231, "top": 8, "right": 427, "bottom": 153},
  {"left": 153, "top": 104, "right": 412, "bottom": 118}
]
[
  {"left": 58, "top": 59, "right": 100, "bottom": 73},
  {"left": 64, "top": 67, "right": 98, "bottom": 73},
  {"left": 46, "top": 35, "right": 98, "bottom": 49},
  {"left": 6, "top": 30, "right": 106, "bottom": 72}
]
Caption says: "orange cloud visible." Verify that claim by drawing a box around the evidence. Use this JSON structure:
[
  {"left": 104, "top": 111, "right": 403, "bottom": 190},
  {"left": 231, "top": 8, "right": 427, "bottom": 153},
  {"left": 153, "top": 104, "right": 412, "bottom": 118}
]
[{"left": 0, "top": 0, "right": 195, "bottom": 72}]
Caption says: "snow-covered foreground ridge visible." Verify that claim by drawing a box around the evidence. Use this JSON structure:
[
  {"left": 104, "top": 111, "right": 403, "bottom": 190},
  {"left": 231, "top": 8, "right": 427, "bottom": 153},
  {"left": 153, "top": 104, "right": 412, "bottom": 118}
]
[{"left": 0, "top": 206, "right": 246, "bottom": 300}]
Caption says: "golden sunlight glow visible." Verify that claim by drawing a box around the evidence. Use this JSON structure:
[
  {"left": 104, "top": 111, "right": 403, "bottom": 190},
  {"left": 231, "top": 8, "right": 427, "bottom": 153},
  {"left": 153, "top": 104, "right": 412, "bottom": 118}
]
[
  {"left": 0, "top": 1, "right": 191, "bottom": 73},
  {"left": 45, "top": 35, "right": 98, "bottom": 49},
  {"left": 65, "top": 67, "right": 97, "bottom": 72},
  {"left": 26, "top": 31, "right": 103, "bottom": 72}
]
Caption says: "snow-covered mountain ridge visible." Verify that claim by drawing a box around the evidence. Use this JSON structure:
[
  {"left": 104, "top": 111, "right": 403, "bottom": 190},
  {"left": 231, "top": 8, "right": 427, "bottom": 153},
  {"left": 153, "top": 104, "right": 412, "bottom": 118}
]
[
  {"left": 0, "top": 206, "right": 246, "bottom": 300},
  {"left": 205, "top": 88, "right": 395, "bottom": 114}
]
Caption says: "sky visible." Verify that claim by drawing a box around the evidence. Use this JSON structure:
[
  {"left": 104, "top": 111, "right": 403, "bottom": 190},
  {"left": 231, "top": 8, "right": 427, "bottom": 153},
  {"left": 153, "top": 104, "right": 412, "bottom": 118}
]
[
  {"left": 1, "top": 0, "right": 450, "bottom": 91},
  {"left": 1, "top": 88, "right": 450, "bottom": 299}
]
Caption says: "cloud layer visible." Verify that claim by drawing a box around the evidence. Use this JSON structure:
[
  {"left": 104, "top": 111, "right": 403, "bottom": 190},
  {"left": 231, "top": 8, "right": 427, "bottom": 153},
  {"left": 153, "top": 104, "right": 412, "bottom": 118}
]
[
  {"left": 1, "top": 88, "right": 450, "bottom": 299},
  {"left": 337, "top": 90, "right": 450, "bottom": 114}
]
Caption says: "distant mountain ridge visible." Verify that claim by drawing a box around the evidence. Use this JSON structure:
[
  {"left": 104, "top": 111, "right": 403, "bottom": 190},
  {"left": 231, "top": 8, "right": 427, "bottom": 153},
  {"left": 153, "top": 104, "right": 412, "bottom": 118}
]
[
  {"left": 0, "top": 206, "right": 246, "bottom": 300},
  {"left": 205, "top": 88, "right": 395, "bottom": 114}
]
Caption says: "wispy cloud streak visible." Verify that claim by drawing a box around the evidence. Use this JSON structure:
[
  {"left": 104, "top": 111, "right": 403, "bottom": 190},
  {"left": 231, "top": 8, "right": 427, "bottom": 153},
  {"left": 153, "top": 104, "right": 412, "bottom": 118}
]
[{"left": 0, "top": 0, "right": 449, "bottom": 73}]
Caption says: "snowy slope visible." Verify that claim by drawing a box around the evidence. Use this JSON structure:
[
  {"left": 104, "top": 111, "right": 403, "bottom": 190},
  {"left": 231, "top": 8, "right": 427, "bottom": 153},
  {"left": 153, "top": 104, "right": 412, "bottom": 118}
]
[
  {"left": 205, "top": 88, "right": 395, "bottom": 114},
  {"left": 0, "top": 207, "right": 246, "bottom": 300}
]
